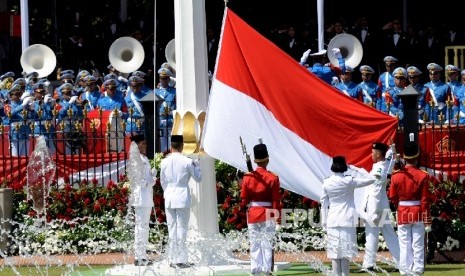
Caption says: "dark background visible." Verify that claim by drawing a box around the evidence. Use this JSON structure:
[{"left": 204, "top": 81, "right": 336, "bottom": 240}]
[{"left": 0, "top": 0, "right": 462, "bottom": 78}]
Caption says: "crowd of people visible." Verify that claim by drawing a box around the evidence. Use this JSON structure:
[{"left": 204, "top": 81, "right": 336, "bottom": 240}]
[
  {"left": 270, "top": 16, "right": 465, "bottom": 126},
  {"left": 0, "top": 60, "right": 177, "bottom": 156},
  {"left": 299, "top": 50, "right": 465, "bottom": 125},
  {"left": 0, "top": 7, "right": 458, "bottom": 275},
  {"left": 274, "top": 17, "right": 464, "bottom": 76}
]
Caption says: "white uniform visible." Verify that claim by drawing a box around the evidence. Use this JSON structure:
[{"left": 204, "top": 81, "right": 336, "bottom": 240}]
[
  {"left": 131, "top": 154, "right": 156, "bottom": 262},
  {"left": 361, "top": 156, "right": 400, "bottom": 269},
  {"left": 160, "top": 152, "right": 202, "bottom": 264},
  {"left": 321, "top": 168, "right": 375, "bottom": 276}
]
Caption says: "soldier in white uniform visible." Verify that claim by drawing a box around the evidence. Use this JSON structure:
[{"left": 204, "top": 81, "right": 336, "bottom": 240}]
[
  {"left": 129, "top": 134, "right": 157, "bottom": 266},
  {"left": 360, "top": 142, "right": 400, "bottom": 272},
  {"left": 160, "top": 135, "right": 202, "bottom": 268}
]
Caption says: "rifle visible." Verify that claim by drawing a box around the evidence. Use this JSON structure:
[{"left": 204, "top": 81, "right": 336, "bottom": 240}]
[{"left": 239, "top": 136, "right": 253, "bottom": 172}]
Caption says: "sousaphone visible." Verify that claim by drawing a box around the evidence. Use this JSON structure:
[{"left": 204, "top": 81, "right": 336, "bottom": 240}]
[
  {"left": 108, "top": 37, "right": 145, "bottom": 74},
  {"left": 327, "top": 33, "right": 363, "bottom": 68},
  {"left": 20, "top": 44, "right": 57, "bottom": 78},
  {"left": 165, "top": 39, "right": 176, "bottom": 71}
]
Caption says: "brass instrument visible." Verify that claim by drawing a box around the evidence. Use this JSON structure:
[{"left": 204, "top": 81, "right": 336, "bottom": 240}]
[
  {"left": 327, "top": 33, "right": 363, "bottom": 68},
  {"left": 108, "top": 37, "right": 145, "bottom": 74},
  {"left": 20, "top": 44, "right": 57, "bottom": 78}
]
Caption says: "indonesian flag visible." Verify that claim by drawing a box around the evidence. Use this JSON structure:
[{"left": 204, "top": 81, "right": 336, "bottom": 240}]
[{"left": 201, "top": 8, "right": 398, "bottom": 201}]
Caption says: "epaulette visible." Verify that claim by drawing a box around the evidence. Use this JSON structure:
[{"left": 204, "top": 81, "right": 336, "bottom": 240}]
[
  {"left": 269, "top": 171, "right": 278, "bottom": 177},
  {"left": 421, "top": 169, "right": 429, "bottom": 175},
  {"left": 244, "top": 172, "right": 253, "bottom": 176}
]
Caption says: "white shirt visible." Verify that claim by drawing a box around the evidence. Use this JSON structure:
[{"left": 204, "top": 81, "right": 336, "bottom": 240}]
[
  {"left": 132, "top": 154, "right": 156, "bottom": 208},
  {"left": 321, "top": 172, "right": 375, "bottom": 227},
  {"left": 161, "top": 152, "right": 202, "bottom": 208}
]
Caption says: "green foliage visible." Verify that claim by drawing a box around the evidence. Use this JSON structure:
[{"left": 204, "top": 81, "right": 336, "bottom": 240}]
[
  {"left": 429, "top": 173, "right": 465, "bottom": 221},
  {"left": 5, "top": 159, "right": 465, "bottom": 256}
]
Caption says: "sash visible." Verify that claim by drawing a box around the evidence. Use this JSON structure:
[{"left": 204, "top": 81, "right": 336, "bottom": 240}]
[
  {"left": 85, "top": 91, "right": 94, "bottom": 111},
  {"left": 449, "top": 84, "right": 456, "bottom": 102},
  {"left": 362, "top": 89, "right": 372, "bottom": 103},
  {"left": 130, "top": 92, "right": 144, "bottom": 117},
  {"left": 384, "top": 73, "right": 389, "bottom": 90},
  {"left": 428, "top": 88, "right": 438, "bottom": 108}
]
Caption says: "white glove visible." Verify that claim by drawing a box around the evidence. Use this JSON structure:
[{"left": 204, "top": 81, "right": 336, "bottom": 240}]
[
  {"left": 459, "top": 111, "right": 465, "bottom": 118},
  {"left": 44, "top": 94, "right": 52, "bottom": 103},
  {"left": 300, "top": 49, "right": 311, "bottom": 63},
  {"left": 151, "top": 167, "right": 157, "bottom": 177},
  {"left": 117, "top": 76, "right": 128, "bottom": 83},
  {"left": 20, "top": 92, "right": 31, "bottom": 100},
  {"left": 332, "top": 76, "right": 339, "bottom": 85},
  {"left": 348, "top": 165, "right": 369, "bottom": 178},
  {"left": 425, "top": 225, "right": 432, "bottom": 233},
  {"left": 387, "top": 143, "right": 396, "bottom": 157},
  {"left": 69, "top": 96, "right": 78, "bottom": 104},
  {"left": 331, "top": 48, "right": 342, "bottom": 59},
  {"left": 21, "top": 96, "right": 32, "bottom": 107}
]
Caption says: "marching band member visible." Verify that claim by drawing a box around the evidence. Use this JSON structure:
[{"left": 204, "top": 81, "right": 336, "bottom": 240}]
[
  {"left": 424, "top": 63, "right": 453, "bottom": 124},
  {"left": 357, "top": 65, "right": 379, "bottom": 107},
  {"left": 334, "top": 66, "right": 363, "bottom": 102},
  {"left": 57, "top": 83, "right": 84, "bottom": 155},
  {"left": 8, "top": 84, "right": 34, "bottom": 156},
  {"left": 300, "top": 48, "right": 346, "bottom": 85},
  {"left": 80, "top": 75, "right": 101, "bottom": 111},
  {"left": 407, "top": 66, "right": 427, "bottom": 123},
  {"left": 377, "top": 56, "right": 398, "bottom": 113},
  {"left": 30, "top": 82, "right": 56, "bottom": 154},
  {"left": 124, "top": 76, "right": 148, "bottom": 134},
  {"left": 155, "top": 68, "right": 176, "bottom": 152}
]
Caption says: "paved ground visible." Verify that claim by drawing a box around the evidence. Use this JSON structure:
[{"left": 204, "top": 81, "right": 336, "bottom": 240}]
[{"left": 1, "top": 250, "right": 464, "bottom": 267}]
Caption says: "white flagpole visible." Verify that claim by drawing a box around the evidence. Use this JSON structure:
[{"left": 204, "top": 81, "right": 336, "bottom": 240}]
[
  {"left": 20, "top": 0, "right": 29, "bottom": 51},
  {"left": 317, "top": 0, "right": 324, "bottom": 52},
  {"left": 153, "top": 0, "right": 157, "bottom": 154},
  {"left": 173, "top": 0, "right": 218, "bottom": 237}
]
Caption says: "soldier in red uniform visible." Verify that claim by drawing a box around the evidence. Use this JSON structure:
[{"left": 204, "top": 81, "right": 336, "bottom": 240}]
[
  {"left": 241, "top": 143, "right": 281, "bottom": 276},
  {"left": 389, "top": 141, "right": 432, "bottom": 276}
]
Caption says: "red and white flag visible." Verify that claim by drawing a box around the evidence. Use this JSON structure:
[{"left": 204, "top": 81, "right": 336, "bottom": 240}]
[{"left": 201, "top": 9, "right": 398, "bottom": 201}]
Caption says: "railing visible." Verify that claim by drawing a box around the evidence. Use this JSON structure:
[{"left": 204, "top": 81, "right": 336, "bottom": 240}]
[
  {"left": 1, "top": 104, "right": 465, "bottom": 187},
  {"left": 395, "top": 123, "right": 465, "bottom": 177},
  {"left": 445, "top": 45, "right": 465, "bottom": 69},
  {"left": 0, "top": 109, "right": 146, "bottom": 188}
]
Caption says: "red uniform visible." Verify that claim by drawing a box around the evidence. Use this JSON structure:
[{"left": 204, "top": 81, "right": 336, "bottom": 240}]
[
  {"left": 241, "top": 167, "right": 281, "bottom": 223},
  {"left": 389, "top": 165, "right": 431, "bottom": 225}
]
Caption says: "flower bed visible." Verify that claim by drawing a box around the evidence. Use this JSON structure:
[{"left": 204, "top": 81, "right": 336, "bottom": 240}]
[{"left": 2, "top": 157, "right": 465, "bottom": 255}]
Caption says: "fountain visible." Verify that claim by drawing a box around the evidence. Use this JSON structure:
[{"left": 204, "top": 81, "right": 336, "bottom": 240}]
[
  {"left": 26, "top": 136, "right": 56, "bottom": 218},
  {"left": 0, "top": 145, "right": 398, "bottom": 276}
]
